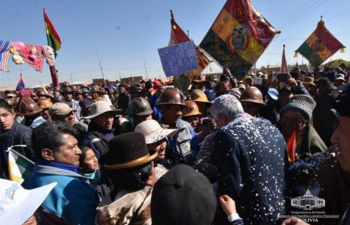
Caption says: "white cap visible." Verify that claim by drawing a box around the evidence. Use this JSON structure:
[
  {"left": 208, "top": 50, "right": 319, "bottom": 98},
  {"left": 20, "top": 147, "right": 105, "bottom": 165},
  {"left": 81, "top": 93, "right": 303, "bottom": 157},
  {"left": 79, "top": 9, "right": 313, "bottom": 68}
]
[{"left": 0, "top": 179, "right": 57, "bottom": 225}]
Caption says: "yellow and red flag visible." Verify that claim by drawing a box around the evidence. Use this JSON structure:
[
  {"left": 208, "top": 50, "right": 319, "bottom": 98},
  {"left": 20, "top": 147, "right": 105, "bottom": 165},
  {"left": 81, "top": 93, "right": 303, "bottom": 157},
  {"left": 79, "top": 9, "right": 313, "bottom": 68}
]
[
  {"left": 287, "top": 132, "right": 296, "bottom": 164},
  {"left": 200, "top": 0, "right": 278, "bottom": 80},
  {"left": 295, "top": 19, "right": 345, "bottom": 68},
  {"left": 169, "top": 10, "right": 210, "bottom": 91},
  {"left": 43, "top": 9, "right": 62, "bottom": 57}
]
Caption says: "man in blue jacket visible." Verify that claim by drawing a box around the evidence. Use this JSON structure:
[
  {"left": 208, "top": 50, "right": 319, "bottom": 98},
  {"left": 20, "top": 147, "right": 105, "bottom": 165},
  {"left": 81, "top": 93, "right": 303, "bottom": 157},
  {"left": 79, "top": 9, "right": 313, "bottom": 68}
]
[{"left": 23, "top": 121, "right": 98, "bottom": 225}]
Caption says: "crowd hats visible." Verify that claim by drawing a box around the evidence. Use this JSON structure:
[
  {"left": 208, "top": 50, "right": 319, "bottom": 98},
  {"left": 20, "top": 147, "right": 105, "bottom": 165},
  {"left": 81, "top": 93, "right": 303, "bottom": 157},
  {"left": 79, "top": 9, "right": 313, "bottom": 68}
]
[
  {"left": 240, "top": 86, "right": 266, "bottom": 106},
  {"left": 135, "top": 119, "right": 177, "bottom": 144},
  {"left": 62, "top": 87, "right": 74, "bottom": 94},
  {"left": 17, "top": 97, "right": 43, "bottom": 116},
  {"left": 182, "top": 100, "right": 202, "bottom": 118},
  {"left": 49, "top": 102, "right": 76, "bottom": 117},
  {"left": 0, "top": 178, "right": 57, "bottom": 225},
  {"left": 36, "top": 89, "right": 52, "bottom": 98},
  {"left": 84, "top": 101, "right": 122, "bottom": 119},
  {"left": 317, "top": 77, "right": 331, "bottom": 87},
  {"left": 157, "top": 88, "right": 185, "bottom": 107},
  {"left": 331, "top": 83, "right": 350, "bottom": 117},
  {"left": 303, "top": 77, "right": 315, "bottom": 86},
  {"left": 37, "top": 98, "right": 53, "bottom": 109},
  {"left": 151, "top": 164, "right": 217, "bottom": 225},
  {"left": 267, "top": 88, "right": 279, "bottom": 101},
  {"left": 91, "top": 86, "right": 105, "bottom": 94},
  {"left": 192, "top": 91, "right": 212, "bottom": 105},
  {"left": 335, "top": 74, "right": 346, "bottom": 82},
  {"left": 283, "top": 94, "right": 316, "bottom": 120},
  {"left": 279, "top": 85, "right": 292, "bottom": 93},
  {"left": 104, "top": 132, "right": 158, "bottom": 170},
  {"left": 130, "top": 97, "right": 153, "bottom": 116}
]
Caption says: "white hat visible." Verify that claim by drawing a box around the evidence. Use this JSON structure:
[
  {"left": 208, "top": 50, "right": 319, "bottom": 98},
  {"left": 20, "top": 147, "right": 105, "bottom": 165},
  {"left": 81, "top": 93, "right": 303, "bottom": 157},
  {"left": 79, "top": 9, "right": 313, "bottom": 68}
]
[
  {"left": 0, "top": 179, "right": 57, "bottom": 225},
  {"left": 135, "top": 120, "right": 177, "bottom": 144},
  {"left": 84, "top": 100, "right": 122, "bottom": 119},
  {"left": 335, "top": 74, "right": 346, "bottom": 82}
]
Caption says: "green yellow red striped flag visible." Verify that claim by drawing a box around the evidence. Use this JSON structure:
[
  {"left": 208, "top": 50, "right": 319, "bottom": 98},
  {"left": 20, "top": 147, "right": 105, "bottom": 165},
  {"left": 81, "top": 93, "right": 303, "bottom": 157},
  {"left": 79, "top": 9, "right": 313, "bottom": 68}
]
[
  {"left": 200, "top": 0, "right": 279, "bottom": 80},
  {"left": 43, "top": 8, "right": 62, "bottom": 57},
  {"left": 295, "top": 19, "right": 345, "bottom": 68}
]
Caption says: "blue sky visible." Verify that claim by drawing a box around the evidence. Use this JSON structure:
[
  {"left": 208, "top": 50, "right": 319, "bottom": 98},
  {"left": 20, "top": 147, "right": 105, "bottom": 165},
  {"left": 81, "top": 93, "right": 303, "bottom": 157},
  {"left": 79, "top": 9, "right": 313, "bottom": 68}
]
[{"left": 1, "top": 0, "right": 349, "bottom": 88}]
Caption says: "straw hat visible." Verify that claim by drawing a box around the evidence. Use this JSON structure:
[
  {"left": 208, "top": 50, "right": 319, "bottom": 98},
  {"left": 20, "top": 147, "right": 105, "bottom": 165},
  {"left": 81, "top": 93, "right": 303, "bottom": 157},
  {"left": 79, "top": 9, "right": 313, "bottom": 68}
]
[
  {"left": 135, "top": 119, "right": 177, "bottom": 144},
  {"left": 84, "top": 101, "right": 122, "bottom": 119},
  {"left": 0, "top": 179, "right": 56, "bottom": 225},
  {"left": 104, "top": 132, "right": 158, "bottom": 170}
]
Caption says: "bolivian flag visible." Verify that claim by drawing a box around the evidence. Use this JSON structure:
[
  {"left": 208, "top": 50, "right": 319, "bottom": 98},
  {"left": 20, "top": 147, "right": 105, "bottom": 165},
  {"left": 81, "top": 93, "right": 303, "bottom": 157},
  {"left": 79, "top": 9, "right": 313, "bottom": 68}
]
[
  {"left": 43, "top": 9, "right": 62, "bottom": 57},
  {"left": 200, "top": 0, "right": 278, "bottom": 80},
  {"left": 169, "top": 10, "right": 210, "bottom": 91},
  {"left": 295, "top": 19, "right": 345, "bottom": 68}
]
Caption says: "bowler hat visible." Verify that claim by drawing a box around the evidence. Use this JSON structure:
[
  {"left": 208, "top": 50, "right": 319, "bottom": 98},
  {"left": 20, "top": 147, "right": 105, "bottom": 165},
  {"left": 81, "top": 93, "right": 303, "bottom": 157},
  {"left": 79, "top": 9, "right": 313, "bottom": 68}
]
[
  {"left": 331, "top": 83, "right": 350, "bottom": 117},
  {"left": 104, "top": 132, "right": 158, "bottom": 170},
  {"left": 151, "top": 164, "right": 217, "bottom": 225}
]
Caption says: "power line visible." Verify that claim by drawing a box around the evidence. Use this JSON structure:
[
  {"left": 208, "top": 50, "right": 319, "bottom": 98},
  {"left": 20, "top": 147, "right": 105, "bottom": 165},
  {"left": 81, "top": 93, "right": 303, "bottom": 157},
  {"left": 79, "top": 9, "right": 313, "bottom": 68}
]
[
  {"left": 276, "top": 8, "right": 349, "bottom": 43},
  {"left": 279, "top": 0, "right": 328, "bottom": 30},
  {"left": 276, "top": 0, "right": 315, "bottom": 27}
]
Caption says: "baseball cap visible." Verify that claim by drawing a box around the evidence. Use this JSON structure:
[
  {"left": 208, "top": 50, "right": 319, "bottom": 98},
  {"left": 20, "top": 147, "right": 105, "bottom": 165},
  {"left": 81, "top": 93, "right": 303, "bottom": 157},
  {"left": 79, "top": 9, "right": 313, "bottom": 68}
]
[{"left": 49, "top": 102, "right": 76, "bottom": 117}]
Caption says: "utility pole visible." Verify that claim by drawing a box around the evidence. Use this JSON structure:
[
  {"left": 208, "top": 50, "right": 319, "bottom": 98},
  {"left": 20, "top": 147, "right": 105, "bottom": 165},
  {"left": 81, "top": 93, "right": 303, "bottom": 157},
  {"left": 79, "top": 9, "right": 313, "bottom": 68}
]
[
  {"left": 97, "top": 51, "right": 105, "bottom": 83},
  {"left": 70, "top": 73, "right": 73, "bottom": 83},
  {"left": 144, "top": 62, "right": 148, "bottom": 80}
]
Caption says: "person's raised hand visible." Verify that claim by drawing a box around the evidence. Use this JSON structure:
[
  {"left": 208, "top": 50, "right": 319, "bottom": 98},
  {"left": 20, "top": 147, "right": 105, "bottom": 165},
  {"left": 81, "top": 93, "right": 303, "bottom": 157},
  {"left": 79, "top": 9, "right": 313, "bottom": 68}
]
[
  {"left": 288, "top": 77, "right": 298, "bottom": 88},
  {"left": 219, "top": 195, "right": 237, "bottom": 216}
]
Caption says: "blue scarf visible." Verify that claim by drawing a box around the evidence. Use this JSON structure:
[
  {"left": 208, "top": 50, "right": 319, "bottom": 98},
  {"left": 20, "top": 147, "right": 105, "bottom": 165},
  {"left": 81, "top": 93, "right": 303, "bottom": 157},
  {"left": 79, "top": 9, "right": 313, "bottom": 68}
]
[{"left": 37, "top": 159, "right": 79, "bottom": 173}]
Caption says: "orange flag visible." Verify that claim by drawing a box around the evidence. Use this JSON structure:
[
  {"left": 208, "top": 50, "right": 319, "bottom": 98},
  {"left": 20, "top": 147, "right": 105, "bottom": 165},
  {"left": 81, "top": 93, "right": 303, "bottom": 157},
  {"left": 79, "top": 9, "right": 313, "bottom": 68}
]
[{"left": 287, "top": 132, "right": 296, "bottom": 164}]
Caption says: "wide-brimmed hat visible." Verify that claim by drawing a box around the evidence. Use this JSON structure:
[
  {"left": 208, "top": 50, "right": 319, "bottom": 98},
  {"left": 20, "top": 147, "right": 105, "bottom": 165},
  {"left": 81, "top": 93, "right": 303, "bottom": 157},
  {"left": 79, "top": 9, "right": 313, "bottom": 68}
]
[
  {"left": 192, "top": 92, "right": 212, "bottom": 105},
  {"left": 182, "top": 100, "right": 202, "bottom": 118},
  {"left": 49, "top": 102, "right": 76, "bottom": 117},
  {"left": 303, "top": 77, "right": 315, "bottom": 86},
  {"left": 335, "top": 74, "right": 346, "bottom": 82},
  {"left": 84, "top": 101, "right": 122, "bottom": 119},
  {"left": 17, "top": 97, "right": 43, "bottom": 116},
  {"left": 0, "top": 179, "right": 57, "bottom": 225},
  {"left": 104, "top": 132, "right": 158, "bottom": 170},
  {"left": 135, "top": 120, "right": 177, "bottom": 144},
  {"left": 37, "top": 98, "right": 53, "bottom": 109},
  {"left": 130, "top": 97, "right": 153, "bottom": 116},
  {"left": 157, "top": 88, "right": 185, "bottom": 107}
]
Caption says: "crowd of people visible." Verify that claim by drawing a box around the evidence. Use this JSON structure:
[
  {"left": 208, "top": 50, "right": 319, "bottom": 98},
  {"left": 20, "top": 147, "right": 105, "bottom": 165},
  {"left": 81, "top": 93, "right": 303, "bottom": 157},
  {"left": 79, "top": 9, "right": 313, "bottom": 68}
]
[{"left": 0, "top": 64, "right": 350, "bottom": 225}]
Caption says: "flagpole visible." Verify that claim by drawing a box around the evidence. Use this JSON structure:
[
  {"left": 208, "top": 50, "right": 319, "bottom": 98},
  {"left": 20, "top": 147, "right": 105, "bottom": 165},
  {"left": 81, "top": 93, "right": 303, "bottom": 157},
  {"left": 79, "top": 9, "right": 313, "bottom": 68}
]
[
  {"left": 144, "top": 62, "right": 148, "bottom": 80},
  {"left": 97, "top": 50, "right": 106, "bottom": 84},
  {"left": 6, "top": 145, "right": 35, "bottom": 165}
]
